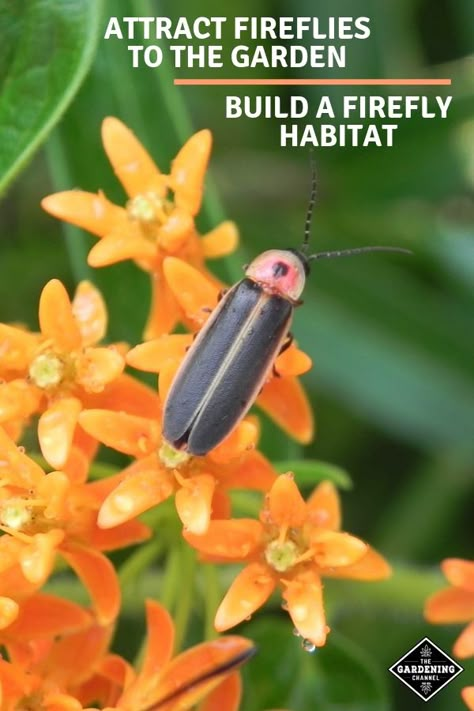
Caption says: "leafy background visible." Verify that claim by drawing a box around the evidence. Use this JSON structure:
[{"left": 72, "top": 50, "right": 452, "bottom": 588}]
[{"left": 0, "top": 0, "right": 473, "bottom": 709}]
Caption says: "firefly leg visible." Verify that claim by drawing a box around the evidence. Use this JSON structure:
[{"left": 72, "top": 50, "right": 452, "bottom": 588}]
[{"left": 272, "top": 333, "right": 293, "bottom": 377}]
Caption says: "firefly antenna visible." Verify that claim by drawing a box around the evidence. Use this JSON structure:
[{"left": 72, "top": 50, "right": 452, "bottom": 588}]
[
  {"left": 308, "top": 245, "right": 413, "bottom": 262},
  {"left": 301, "top": 151, "right": 317, "bottom": 254}
]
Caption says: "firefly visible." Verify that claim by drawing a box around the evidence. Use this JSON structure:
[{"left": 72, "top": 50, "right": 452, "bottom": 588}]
[{"left": 163, "top": 166, "right": 411, "bottom": 457}]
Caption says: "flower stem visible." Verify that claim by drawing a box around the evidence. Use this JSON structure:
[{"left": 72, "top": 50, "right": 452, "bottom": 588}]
[
  {"left": 202, "top": 564, "right": 221, "bottom": 641},
  {"left": 173, "top": 545, "right": 197, "bottom": 651}
]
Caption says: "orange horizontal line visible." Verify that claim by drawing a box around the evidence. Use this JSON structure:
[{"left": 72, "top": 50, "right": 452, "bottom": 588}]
[{"left": 175, "top": 78, "right": 452, "bottom": 86}]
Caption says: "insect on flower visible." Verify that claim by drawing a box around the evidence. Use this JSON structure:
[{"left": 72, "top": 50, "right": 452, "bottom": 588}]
[{"left": 163, "top": 163, "right": 411, "bottom": 457}]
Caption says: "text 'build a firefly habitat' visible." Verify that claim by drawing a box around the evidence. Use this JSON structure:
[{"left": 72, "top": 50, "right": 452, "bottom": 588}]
[{"left": 104, "top": 15, "right": 453, "bottom": 148}]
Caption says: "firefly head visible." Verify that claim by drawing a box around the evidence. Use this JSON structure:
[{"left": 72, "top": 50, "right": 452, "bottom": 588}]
[{"left": 245, "top": 248, "right": 307, "bottom": 303}]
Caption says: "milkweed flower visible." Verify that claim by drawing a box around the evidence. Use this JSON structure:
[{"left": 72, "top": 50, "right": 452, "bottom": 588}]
[
  {"left": 41, "top": 117, "right": 239, "bottom": 339},
  {"left": 185, "top": 475, "right": 391, "bottom": 647},
  {"left": 0, "top": 598, "right": 114, "bottom": 711},
  {"left": 0, "top": 599, "right": 255, "bottom": 711},
  {"left": 0, "top": 279, "right": 159, "bottom": 469},
  {"left": 126, "top": 257, "right": 314, "bottom": 446},
  {"left": 425, "top": 558, "right": 474, "bottom": 710},
  {"left": 85, "top": 600, "right": 255, "bottom": 711},
  {"left": 78, "top": 407, "right": 277, "bottom": 534},
  {"left": 0, "top": 427, "right": 150, "bottom": 626}
]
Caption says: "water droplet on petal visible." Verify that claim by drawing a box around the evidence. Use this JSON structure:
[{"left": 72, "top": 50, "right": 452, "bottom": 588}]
[
  {"left": 302, "top": 638, "right": 316, "bottom": 653},
  {"left": 17, "top": 446, "right": 25, "bottom": 454},
  {"left": 292, "top": 627, "right": 301, "bottom": 637},
  {"left": 245, "top": 615, "right": 252, "bottom": 621}
]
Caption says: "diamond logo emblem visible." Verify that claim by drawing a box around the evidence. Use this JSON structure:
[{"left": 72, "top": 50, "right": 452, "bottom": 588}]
[{"left": 389, "top": 636, "right": 463, "bottom": 702}]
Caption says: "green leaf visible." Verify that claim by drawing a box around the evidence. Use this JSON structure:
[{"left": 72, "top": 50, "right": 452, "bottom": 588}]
[
  {"left": 242, "top": 617, "right": 389, "bottom": 711},
  {"left": 275, "top": 459, "right": 353, "bottom": 489},
  {"left": 0, "top": 0, "right": 104, "bottom": 195}
]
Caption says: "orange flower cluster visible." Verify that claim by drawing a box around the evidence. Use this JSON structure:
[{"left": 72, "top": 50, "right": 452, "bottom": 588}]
[
  {"left": 425, "top": 558, "right": 474, "bottom": 710},
  {"left": 0, "top": 596, "right": 253, "bottom": 710},
  {"left": 0, "top": 118, "right": 394, "bottom": 708}
]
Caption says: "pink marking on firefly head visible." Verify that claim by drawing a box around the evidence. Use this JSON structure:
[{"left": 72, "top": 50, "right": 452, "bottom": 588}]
[{"left": 245, "top": 249, "right": 307, "bottom": 302}]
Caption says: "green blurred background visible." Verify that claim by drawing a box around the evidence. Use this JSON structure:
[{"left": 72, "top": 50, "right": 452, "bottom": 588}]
[{"left": 1, "top": 0, "right": 473, "bottom": 709}]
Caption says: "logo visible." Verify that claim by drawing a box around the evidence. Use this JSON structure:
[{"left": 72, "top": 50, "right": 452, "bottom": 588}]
[{"left": 389, "top": 636, "right": 463, "bottom": 702}]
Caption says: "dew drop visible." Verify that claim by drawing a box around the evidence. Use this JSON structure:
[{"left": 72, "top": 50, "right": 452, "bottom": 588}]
[
  {"left": 301, "top": 638, "right": 316, "bottom": 653},
  {"left": 245, "top": 615, "right": 252, "bottom": 622},
  {"left": 17, "top": 446, "right": 25, "bottom": 454},
  {"left": 292, "top": 627, "right": 301, "bottom": 637}
]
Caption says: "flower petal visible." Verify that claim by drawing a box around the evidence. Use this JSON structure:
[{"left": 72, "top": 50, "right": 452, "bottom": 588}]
[
  {"left": 43, "top": 620, "right": 114, "bottom": 687},
  {"left": 37, "top": 470, "right": 70, "bottom": 519},
  {"left": 454, "top": 620, "right": 474, "bottom": 659},
  {"left": 184, "top": 520, "right": 263, "bottom": 560},
  {"left": 310, "top": 531, "right": 367, "bottom": 568},
  {"left": 283, "top": 569, "right": 328, "bottom": 647},
  {"left": 159, "top": 360, "right": 181, "bottom": 402},
  {"left": 306, "top": 481, "right": 341, "bottom": 531},
  {"left": 425, "top": 587, "right": 474, "bottom": 624},
  {"left": 127, "top": 335, "right": 191, "bottom": 373},
  {"left": 98, "top": 464, "right": 174, "bottom": 529},
  {"left": 91, "top": 518, "right": 152, "bottom": 551},
  {"left": 462, "top": 686, "right": 474, "bottom": 711},
  {"left": 72, "top": 281, "right": 108, "bottom": 346},
  {"left": 175, "top": 474, "right": 216, "bottom": 534},
  {"left": 201, "top": 221, "right": 239, "bottom": 259},
  {"left": 76, "top": 347, "right": 125, "bottom": 392},
  {"left": 268, "top": 474, "right": 306, "bottom": 528},
  {"left": 78, "top": 409, "right": 159, "bottom": 457},
  {"left": 222, "top": 450, "right": 277, "bottom": 492},
  {"left": 101, "top": 116, "right": 167, "bottom": 198},
  {"left": 163, "top": 257, "right": 219, "bottom": 329},
  {"left": 158, "top": 207, "right": 194, "bottom": 252},
  {"left": 0, "top": 426, "right": 45, "bottom": 487},
  {"left": 200, "top": 672, "right": 242, "bottom": 711},
  {"left": 87, "top": 373, "right": 160, "bottom": 419},
  {"left": 0, "top": 324, "right": 38, "bottom": 372},
  {"left": 60, "top": 543, "right": 120, "bottom": 624},
  {"left": 20, "top": 530, "right": 64, "bottom": 585},
  {"left": 257, "top": 376, "right": 313, "bottom": 444},
  {"left": 0, "top": 379, "right": 41, "bottom": 423},
  {"left": 143, "top": 270, "right": 184, "bottom": 340},
  {"left": 275, "top": 345, "right": 312, "bottom": 377},
  {"left": 140, "top": 600, "right": 174, "bottom": 682},
  {"left": 208, "top": 419, "right": 258, "bottom": 464},
  {"left": 151, "top": 637, "right": 254, "bottom": 711},
  {"left": 215, "top": 563, "right": 276, "bottom": 631},
  {"left": 324, "top": 545, "right": 392, "bottom": 581},
  {"left": 171, "top": 129, "right": 211, "bottom": 215},
  {"left": 38, "top": 397, "right": 82, "bottom": 468},
  {"left": 442, "top": 559, "right": 474, "bottom": 592},
  {"left": 88, "top": 230, "right": 156, "bottom": 267},
  {"left": 41, "top": 190, "right": 124, "bottom": 237},
  {"left": 2, "top": 593, "right": 91, "bottom": 640},
  {"left": 39, "top": 279, "right": 82, "bottom": 351},
  {"left": 0, "top": 597, "right": 19, "bottom": 629}
]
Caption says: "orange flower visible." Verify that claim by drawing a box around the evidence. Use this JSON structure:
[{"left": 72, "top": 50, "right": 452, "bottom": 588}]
[
  {"left": 425, "top": 559, "right": 474, "bottom": 659},
  {"left": 0, "top": 598, "right": 254, "bottom": 711},
  {"left": 41, "top": 117, "right": 239, "bottom": 339},
  {"left": 0, "top": 596, "right": 113, "bottom": 711},
  {"left": 425, "top": 558, "right": 474, "bottom": 710},
  {"left": 185, "top": 475, "right": 391, "bottom": 647},
  {"left": 78, "top": 408, "right": 277, "bottom": 535},
  {"left": 84, "top": 600, "right": 255, "bottom": 711},
  {"left": 0, "top": 279, "right": 159, "bottom": 469},
  {"left": 462, "top": 687, "right": 474, "bottom": 711},
  {"left": 126, "top": 257, "right": 314, "bottom": 446},
  {"left": 0, "top": 427, "right": 150, "bottom": 626}
]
